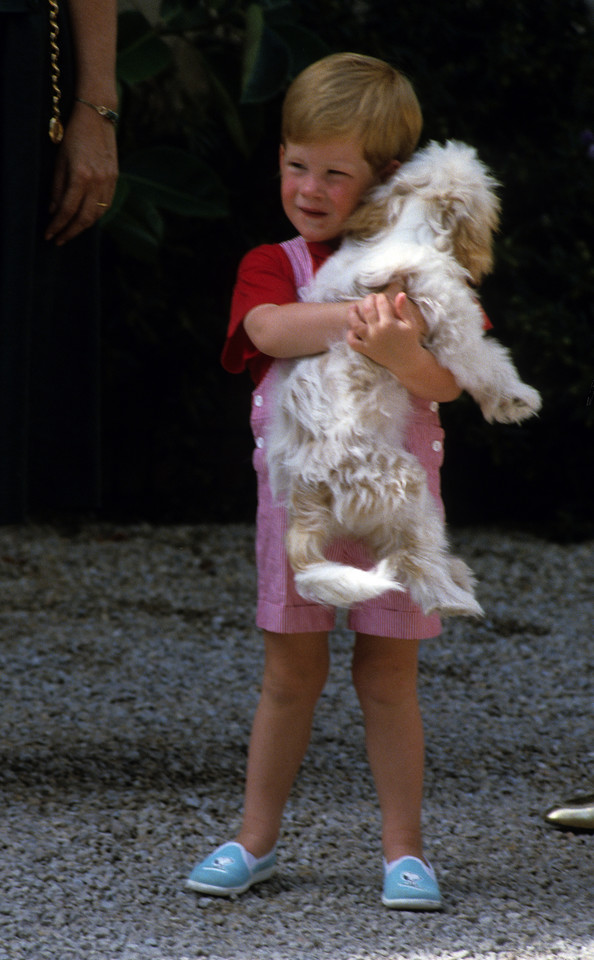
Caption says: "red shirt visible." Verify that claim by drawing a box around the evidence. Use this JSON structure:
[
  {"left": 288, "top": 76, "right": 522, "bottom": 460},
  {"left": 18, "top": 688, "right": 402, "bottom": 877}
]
[
  {"left": 221, "top": 240, "right": 336, "bottom": 386},
  {"left": 221, "top": 238, "right": 491, "bottom": 386}
]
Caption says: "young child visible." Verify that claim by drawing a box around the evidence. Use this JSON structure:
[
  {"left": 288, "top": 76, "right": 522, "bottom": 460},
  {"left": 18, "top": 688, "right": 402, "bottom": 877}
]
[{"left": 187, "top": 52, "right": 462, "bottom": 910}]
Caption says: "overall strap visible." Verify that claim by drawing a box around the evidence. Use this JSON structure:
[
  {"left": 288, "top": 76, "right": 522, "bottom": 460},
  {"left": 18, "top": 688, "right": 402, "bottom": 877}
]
[{"left": 280, "top": 237, "right": 314, "bottom": 299}]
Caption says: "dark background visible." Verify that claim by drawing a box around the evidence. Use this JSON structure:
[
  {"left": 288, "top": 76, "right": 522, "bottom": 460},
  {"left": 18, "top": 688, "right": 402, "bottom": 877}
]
[{"left": 99, "top": 0, "right": 594, "bottom": 540}]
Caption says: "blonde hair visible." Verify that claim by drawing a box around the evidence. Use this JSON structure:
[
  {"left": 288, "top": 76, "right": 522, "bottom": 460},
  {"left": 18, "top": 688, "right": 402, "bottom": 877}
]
[{"left": 281, "top": 53, "right": 422, "bottom": 172}]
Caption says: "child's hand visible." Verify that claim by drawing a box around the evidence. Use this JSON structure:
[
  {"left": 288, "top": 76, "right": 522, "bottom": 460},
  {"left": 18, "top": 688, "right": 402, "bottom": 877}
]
[
  {"left": 347, "top": 291, "right": 427, "bottom": 375},
  {"left": 347, "top": 291, "right": 461, "bottom": 401}
]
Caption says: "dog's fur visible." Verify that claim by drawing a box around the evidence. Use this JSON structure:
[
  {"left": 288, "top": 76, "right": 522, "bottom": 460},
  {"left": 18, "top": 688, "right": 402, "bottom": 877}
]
[{"left": 266, "top": 140, "right": 541, "bottom": 616}]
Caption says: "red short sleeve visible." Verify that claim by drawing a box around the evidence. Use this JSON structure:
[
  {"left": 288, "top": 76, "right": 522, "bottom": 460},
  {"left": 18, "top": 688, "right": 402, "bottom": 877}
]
[
  {"left": 221, "top": 245, "right": 296, "bottom": 385},
  {"left": 221, "top": 240, "right": 335, "bottom": 385}
]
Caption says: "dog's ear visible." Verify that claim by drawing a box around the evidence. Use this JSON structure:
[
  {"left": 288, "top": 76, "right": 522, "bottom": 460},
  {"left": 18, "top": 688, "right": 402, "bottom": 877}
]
[
  {"left": 344, "top": 192, "right": 397, "bottom": 239},
  {"left": 444, "top": 190, "right": 500, "bottom": 285}
]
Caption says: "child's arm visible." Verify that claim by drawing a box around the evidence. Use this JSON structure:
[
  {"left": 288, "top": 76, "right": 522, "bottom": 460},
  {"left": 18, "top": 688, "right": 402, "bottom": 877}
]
[
  {"left": 245, "top": 286, "right": 461, "bottom": 401},
  {"left": 244, "top": 301, "right": 353, "bottom": 358},
  {"left": 347, "top": 292, "right": 462, "bottom": 402}
]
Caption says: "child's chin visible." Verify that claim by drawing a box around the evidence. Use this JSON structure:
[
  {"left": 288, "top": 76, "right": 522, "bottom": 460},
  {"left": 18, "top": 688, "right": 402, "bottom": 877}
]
[{"left": 299, "top": 225, "right": 336, "bottom": 244}]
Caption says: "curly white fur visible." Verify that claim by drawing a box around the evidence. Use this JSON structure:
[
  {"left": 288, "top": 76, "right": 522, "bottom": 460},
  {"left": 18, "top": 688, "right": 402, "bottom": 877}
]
[{"left": 267, "top": 140, "right": 541, "bottom": 615}]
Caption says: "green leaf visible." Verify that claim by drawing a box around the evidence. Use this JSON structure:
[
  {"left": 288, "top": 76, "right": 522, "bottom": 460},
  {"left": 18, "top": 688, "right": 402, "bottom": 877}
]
[
  {"left": 117, "top": 9, "right": 151, "bottom": 48},
  {"left": 203, "top": 61, "right": 251, "bottom": 157},
  {"left": 160, "top": 0, "right": 212, "bottom": 31},
  {"left": 120, "top": 147, "right": 229, "bottom": 218},
  {"left": 241, "top": 4, "right": 290, "bottom": 104},
  {"left": 258, "top": 0, "right": 293, "bottom": 14},
  {"left": 116, "top": 11, "right": 173, "bottom": 85},
  {"left": 103, "top": 191, "right": 164, "bottom": 261},
  {"left": 272, "top": 22, "right": 330, "bottom": 78}
]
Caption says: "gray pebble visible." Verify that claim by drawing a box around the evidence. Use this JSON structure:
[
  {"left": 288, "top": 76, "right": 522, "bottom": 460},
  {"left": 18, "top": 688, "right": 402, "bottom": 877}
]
[{"left": 0, "top": 522, "right": 592, "bottom": 959}]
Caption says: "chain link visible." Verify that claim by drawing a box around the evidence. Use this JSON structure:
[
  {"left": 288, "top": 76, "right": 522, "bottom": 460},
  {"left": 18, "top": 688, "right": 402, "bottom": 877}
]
[{"left": 48, "top": 0, "right": 64, "bottom": 143}]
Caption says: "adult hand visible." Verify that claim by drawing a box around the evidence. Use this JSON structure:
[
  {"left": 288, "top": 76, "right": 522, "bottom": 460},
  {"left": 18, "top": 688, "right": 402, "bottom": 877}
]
[{"left": 45, "top": 101, "right": 118, "bottom": 245}]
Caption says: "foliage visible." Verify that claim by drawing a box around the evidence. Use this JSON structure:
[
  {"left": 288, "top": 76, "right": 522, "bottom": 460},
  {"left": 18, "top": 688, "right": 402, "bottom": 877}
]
[
  {"left": 101, "top": 0, "right": 594, "bottom": 537},
  {"left": 104, "top": 0, "right": 329, "bottom": 254}
]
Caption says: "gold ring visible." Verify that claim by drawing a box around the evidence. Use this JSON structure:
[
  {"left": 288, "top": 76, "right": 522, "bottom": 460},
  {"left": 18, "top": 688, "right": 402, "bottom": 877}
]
[{"left": 96, "top": 201, "right": 109, "bottom": 208}]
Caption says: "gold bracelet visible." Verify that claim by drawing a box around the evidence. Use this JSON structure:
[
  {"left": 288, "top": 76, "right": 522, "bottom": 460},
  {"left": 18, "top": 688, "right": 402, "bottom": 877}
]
[
  {"left": 76, "top": 98, "right": 120, "bottom": 127},
  {"left": 47, "top": 0, "right": 118, "bottom": 143},
  {"left": 48, "top": 0, "right": 64, "bottom": 143}
]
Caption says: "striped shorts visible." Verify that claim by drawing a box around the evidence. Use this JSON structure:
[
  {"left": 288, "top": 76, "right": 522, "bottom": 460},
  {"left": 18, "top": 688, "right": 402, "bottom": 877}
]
[{"left": 250, "top": 361, "right": 445, "bottom": 639}]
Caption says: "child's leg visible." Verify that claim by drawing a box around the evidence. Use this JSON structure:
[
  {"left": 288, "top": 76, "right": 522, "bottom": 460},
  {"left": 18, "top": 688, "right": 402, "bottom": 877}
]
[
  {"left": 236, "top": 629, "right": 330, "bottom": 858},
  {"left": 352, "top": 633, "right": 425, "bottom": 863}
]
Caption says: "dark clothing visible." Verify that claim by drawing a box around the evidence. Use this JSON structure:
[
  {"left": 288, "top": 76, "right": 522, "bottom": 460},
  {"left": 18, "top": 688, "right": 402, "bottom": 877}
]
[{"left": 0, "top": 2, "right": 101, "bottom": 522}]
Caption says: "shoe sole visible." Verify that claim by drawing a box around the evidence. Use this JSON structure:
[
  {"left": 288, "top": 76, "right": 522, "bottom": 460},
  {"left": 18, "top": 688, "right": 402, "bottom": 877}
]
[
  {"left": 382, "top": 895, "right": 443, "bottom": 911},
  {"left": 185, "top": 865, "right": 275, "bottom": 897}
]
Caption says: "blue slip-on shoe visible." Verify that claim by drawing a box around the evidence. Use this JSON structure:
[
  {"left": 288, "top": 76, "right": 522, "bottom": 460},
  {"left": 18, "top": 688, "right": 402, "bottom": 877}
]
[
  {"left": 382, "top": 855, "right": 443, "bottom": 910},
  {"left": 186, "top": 842, "right": 276, "bottom": 897}
]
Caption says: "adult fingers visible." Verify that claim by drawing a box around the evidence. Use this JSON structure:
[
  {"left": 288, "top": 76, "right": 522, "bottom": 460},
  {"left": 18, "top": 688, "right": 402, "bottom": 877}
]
[
  {"left": 46, "top": 164, "right": 116, "bottom": 244},
  {"left": 50, "top": 188, "right": 111, "bottom": 245},
  {"left": 45, "top": 114, "right": 118, "bottom": 244}
]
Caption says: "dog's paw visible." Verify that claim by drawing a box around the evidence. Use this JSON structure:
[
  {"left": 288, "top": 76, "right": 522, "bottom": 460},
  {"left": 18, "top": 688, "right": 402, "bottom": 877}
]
[
  {"left": 419, "top": 583, "right": 484, "bottom": 619},
  {"left": 483, "top": 385, "right": 542, "bottom": 424},
  {"left": 437, "top": 594, "right": 484, "bottom": 619}
]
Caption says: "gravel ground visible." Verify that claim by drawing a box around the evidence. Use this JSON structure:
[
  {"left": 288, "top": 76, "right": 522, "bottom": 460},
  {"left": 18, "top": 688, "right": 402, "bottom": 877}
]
[{"left": 0, "top": 521, "right": 592, "bottom": 960}]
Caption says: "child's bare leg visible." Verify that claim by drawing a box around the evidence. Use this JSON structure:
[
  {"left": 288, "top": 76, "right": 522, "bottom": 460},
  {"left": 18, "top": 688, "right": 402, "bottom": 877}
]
[
  {"left": 236, "top": 629, "right": 329, "bottom": 858},
  {"left": 352, "top": 634, "right": 425, "bottom": 863}
]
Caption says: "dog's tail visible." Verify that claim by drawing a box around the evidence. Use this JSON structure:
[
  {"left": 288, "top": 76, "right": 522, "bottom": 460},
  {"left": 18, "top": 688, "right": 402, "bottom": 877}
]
[{"left": 294, "top": 559, "right": 404, "bottom": 607}]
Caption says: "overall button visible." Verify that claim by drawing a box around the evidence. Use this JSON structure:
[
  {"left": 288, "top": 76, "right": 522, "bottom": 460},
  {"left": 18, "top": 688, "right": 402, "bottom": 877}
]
[
  {"left": 429, "top": 401, "right": 439, "bottom": 412},
  {"left": 254, "top": 394, "right": 264, "bottom": 407},
  {"left": 431, "top": 439, "right": 442, "bottom": 453},
  {"left": 255, "top": 437, "right": 265, "bottom": 449}
]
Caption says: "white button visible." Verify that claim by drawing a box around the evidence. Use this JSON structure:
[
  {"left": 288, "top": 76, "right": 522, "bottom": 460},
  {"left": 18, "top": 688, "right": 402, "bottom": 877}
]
[
  {"left": 254, "top": 394, "right": 263, "bottom": 407},
  {"left": 429, "top": 401, "right": 439, "bottom": 412},
  {"left": 432, "top": 439, "right": 442, "bottom": 452},
  {"left": 256, "top": 437, "right": 265, "bottom": 449}
]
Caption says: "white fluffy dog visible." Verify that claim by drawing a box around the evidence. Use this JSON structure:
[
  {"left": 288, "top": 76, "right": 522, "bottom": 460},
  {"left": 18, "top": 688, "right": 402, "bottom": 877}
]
[{"left": 266, "top": 140, "right": 541, "bottom": 616}]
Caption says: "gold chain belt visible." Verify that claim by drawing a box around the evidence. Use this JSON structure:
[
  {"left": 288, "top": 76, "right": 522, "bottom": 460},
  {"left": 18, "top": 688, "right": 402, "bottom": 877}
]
[
  {"left": 48, "top": 0, "right": 64, "bottom": 143},
  {"left": 47, "top": 1, "right": 119, "bottom": 143}
]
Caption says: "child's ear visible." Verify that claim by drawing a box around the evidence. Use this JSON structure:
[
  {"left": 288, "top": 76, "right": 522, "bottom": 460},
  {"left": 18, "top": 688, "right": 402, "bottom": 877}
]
[
  {"left": 279, "top": 144, "right": 285, "bottom": 169},
  {"left": 379, "top": 159, "right": 401, "bottom": 182}
]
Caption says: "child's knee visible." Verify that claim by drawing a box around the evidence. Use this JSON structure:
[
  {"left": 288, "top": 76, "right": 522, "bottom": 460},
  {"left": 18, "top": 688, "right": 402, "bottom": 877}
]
[
  {"left": 351, "top": 641, "right": 418, "bottom": 706},
  {"left": 262, "top": 662, "right": 327, "bottom": 707},
  {"left": 262, "top": 635, "right": 329, "bottom": 706}
]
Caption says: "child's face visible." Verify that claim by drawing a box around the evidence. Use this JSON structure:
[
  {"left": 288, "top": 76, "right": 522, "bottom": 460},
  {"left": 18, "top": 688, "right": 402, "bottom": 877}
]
[{"left": 279, "top": 138, "right": 377, "bottom": 243}]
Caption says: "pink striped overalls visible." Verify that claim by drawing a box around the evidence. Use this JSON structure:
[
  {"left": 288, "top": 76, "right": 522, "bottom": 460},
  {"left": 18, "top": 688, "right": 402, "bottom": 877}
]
[{"left": 250, "top": 236, "right": 444, "bottom": 639}]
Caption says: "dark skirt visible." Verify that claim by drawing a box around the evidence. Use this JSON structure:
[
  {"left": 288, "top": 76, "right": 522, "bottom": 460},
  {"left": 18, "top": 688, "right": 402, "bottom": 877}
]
[{"left": 0, "top": 2, "right": 101, "bottom": 522}]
